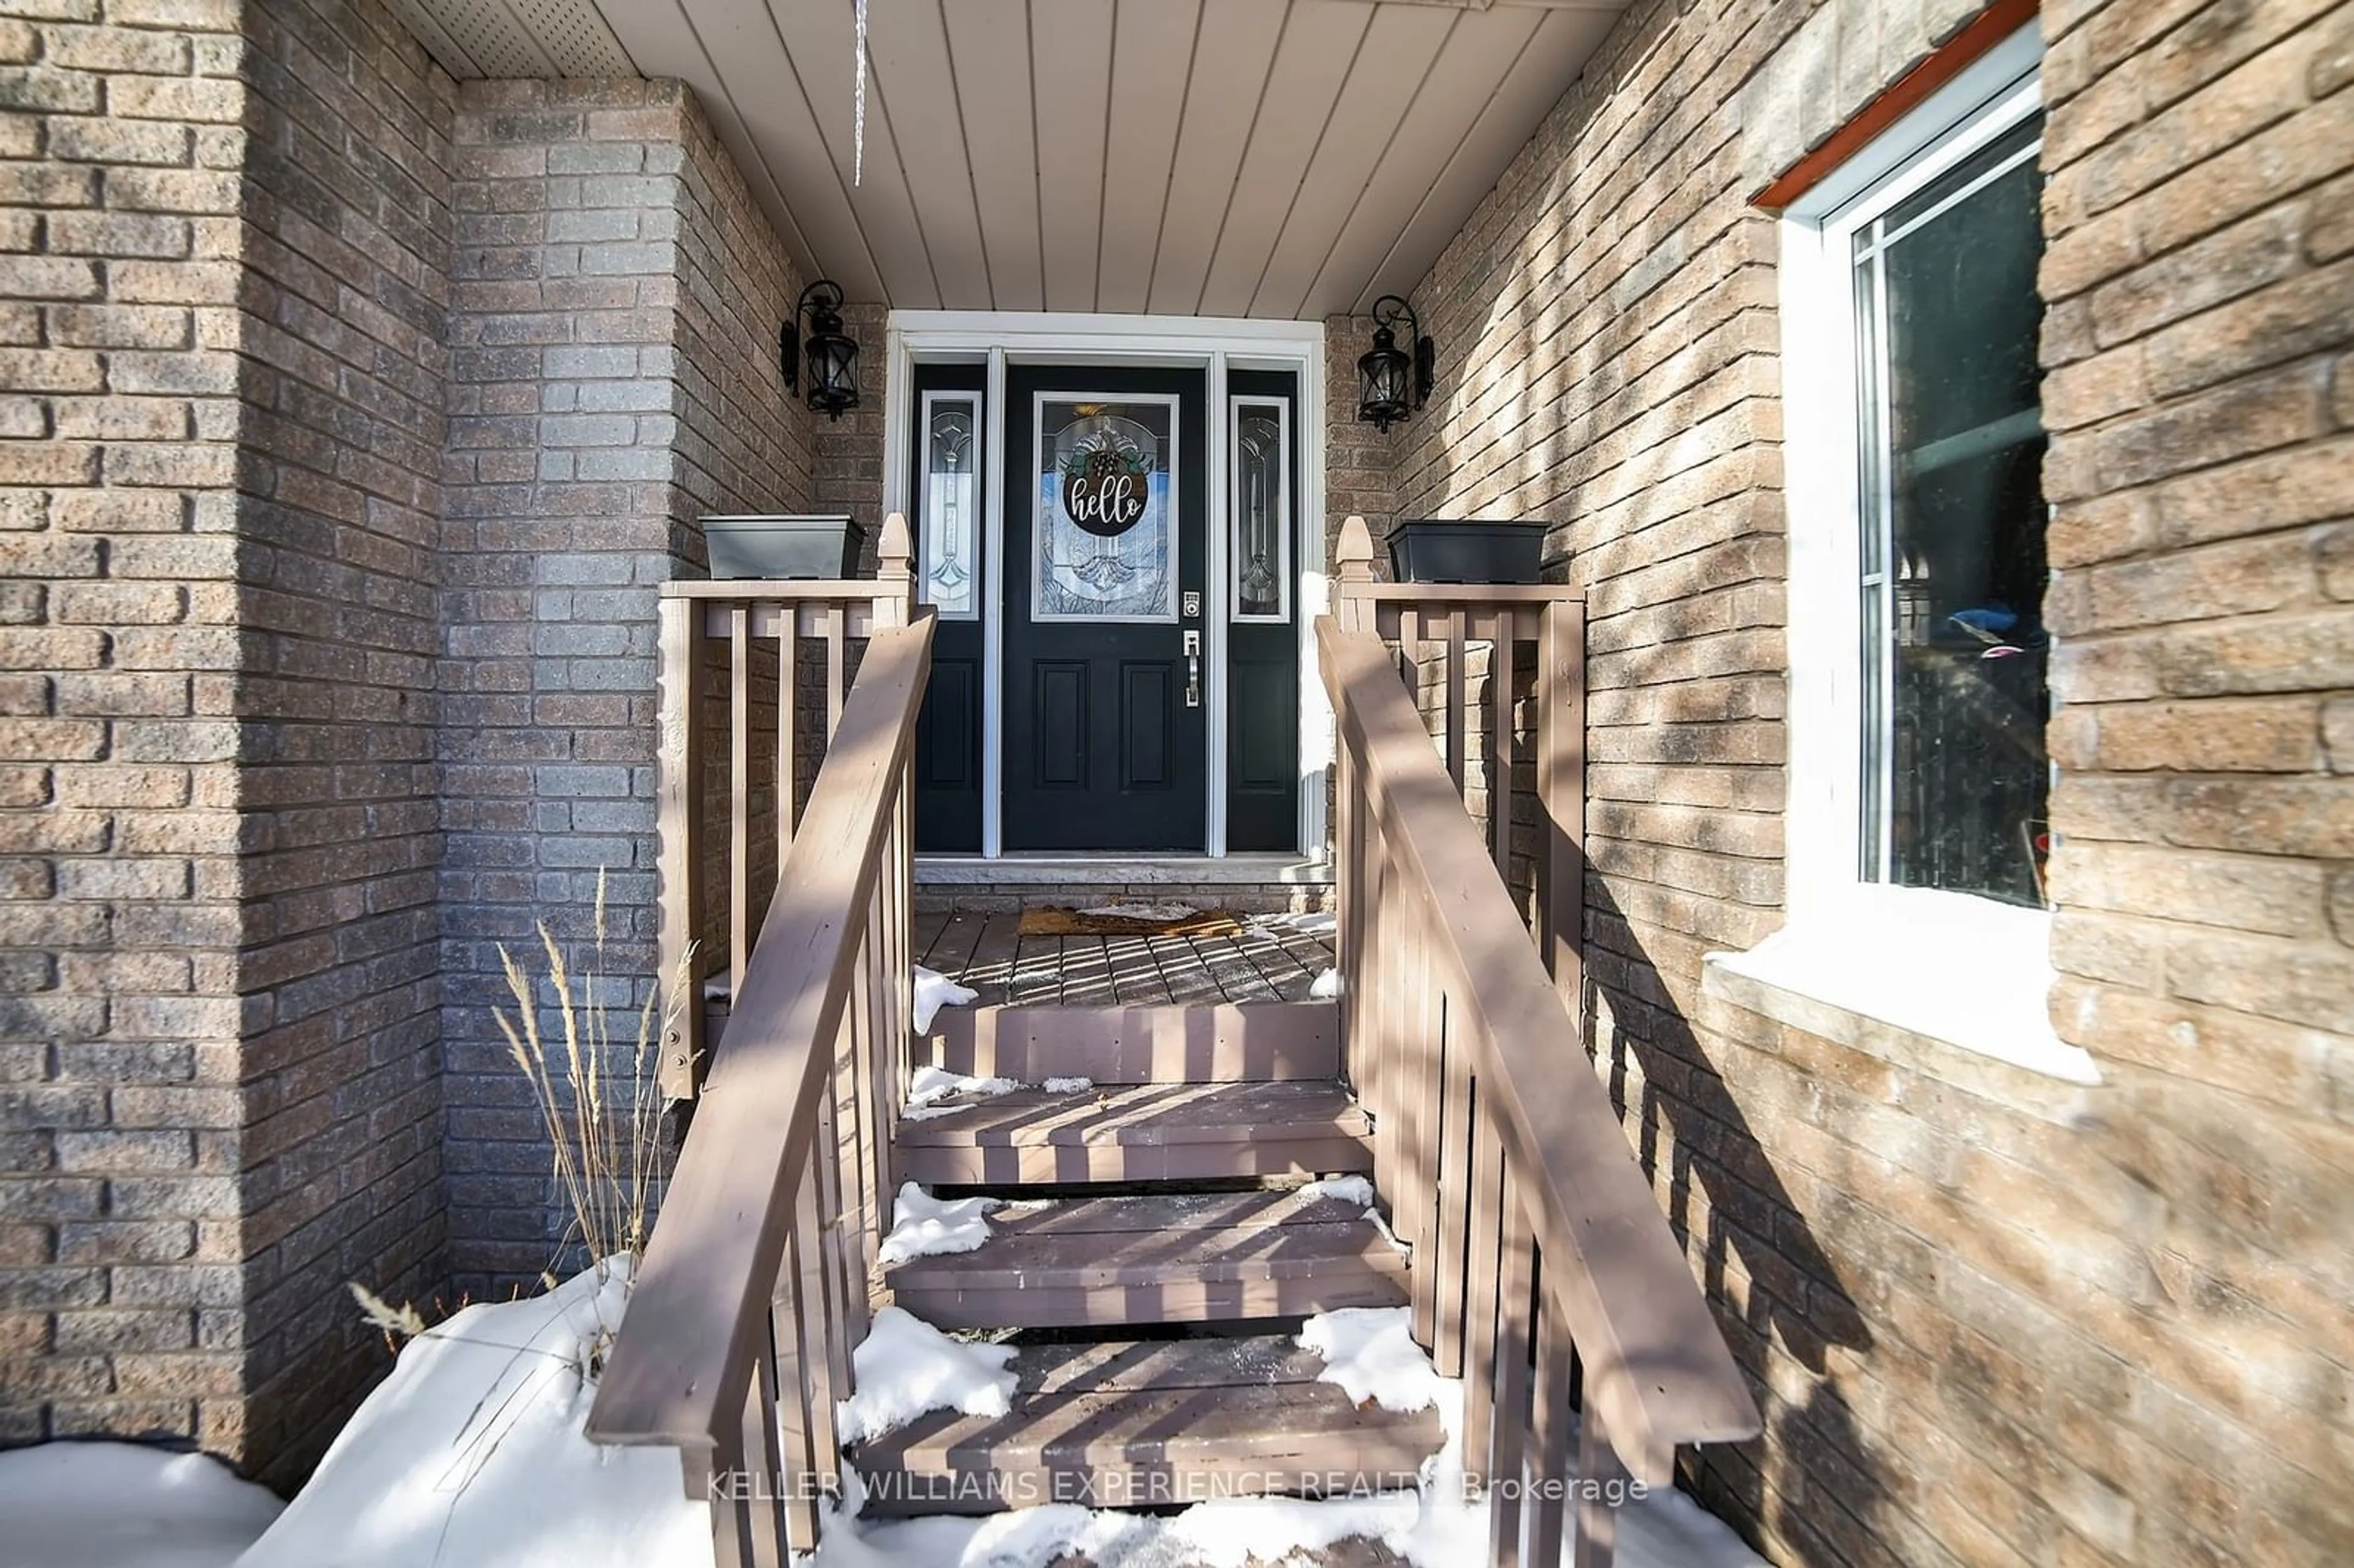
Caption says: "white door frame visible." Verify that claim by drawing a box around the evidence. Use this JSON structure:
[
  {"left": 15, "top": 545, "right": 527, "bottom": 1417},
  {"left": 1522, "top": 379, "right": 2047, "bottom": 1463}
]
[{"left": 884, "top": 311, "right": 1330, "bottom": 862}]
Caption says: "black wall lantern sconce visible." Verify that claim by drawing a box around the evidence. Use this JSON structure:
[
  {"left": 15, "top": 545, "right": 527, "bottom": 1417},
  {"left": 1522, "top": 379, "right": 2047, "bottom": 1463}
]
[
  {"left": 782, "top": 278, "right": 860, "bottom": 421},
  {"left": 1357, "top": 293, "right": 1433, "bottom": 433}
]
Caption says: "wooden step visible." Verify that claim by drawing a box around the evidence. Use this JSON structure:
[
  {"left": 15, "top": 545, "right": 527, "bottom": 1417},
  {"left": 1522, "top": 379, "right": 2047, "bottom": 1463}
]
[
  {"left": 852, "top": 1334, "right": 1443, "bottom": 1515},
  {"left": 895, "top": 1078, "right": 1374, "bottom": 1185},
  {"left": 885, "top": 1189, "right": 1406, "bottom": 1328},
  {"left": 923, "top": 1001, "right": 1339, "bottom": 1084}
]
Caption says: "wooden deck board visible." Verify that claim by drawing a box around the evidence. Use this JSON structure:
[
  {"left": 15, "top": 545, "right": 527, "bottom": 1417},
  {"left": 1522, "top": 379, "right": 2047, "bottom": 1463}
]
[
  {"left": 907, "top": 915, "right": 1336, "bottom": 1007},
  {"left": 893, "top": 1080, "right": 1368, "bottom": 1144},
  {"left": 854, "top": 1334, "right": 1443, "bottom": 1516},
  {"left": 886, "top": 1191, "right": 1408, "bottom": 1328}
]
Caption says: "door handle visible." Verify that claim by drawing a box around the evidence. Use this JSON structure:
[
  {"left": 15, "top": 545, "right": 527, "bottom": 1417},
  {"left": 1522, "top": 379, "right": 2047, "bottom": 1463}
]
[{"left": 1184, "top": 630, "right": 1202, "bottom": 708}]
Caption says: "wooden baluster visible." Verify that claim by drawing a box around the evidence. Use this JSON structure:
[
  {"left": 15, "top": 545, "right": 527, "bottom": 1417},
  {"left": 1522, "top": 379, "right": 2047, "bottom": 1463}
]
[
  {"left": 655, "top": 595, "right": 706, "bottom": 1102},
  {"left": 1488, "top": 608, "right": 1515, "bottom": 878},
  {"left": 1487, "top": 1176, "right": 1534, "bottom": 1568},
  {"left": 1461, "top": 1080, "right": 1507, "bottom": 1486},
  {"left": 825, "top": 603, "right": 847, "bottom": 744},
  {"left": 790, "top": 1169, "right": 840, "bottom": 1536},
  {"left": 1333, "top": 739, "right": 1359, "bottom": 1087},
  {"left": 841, "top": 896, "right": 882, "bottom": 1352},
  {"left": 1360, "top": 802, "right": 1392, "bottom": 1198},
  {"left": 1380, "top": 851, "right": 1419, "bottom": 1269},
  {"left": 770, "top": 1172, "right": 821, "bottom": 1553},
  {"left": 730, "top": 605, "right": 752, "bottom": 998},
  {"left": 809, "top": 1021, "right": 858, "bottom": 1418},
  {"left": 707, "top": 1419, "right": 753, "bottom": 1568},
  {"left": 1432, "top": 1000, "right": 1474, "bottom": 1378},
  {"left": 1406, "top": 960, "right": 1442, "bottom": 1351},
  {"left": 1445, "top": 606, "right": 1468, "bottom": 796},
  {"left": 1538, "top": 598, "right": 1585, "bottom": 1011},
  {"left": 1574, "top": 1385, "right": 1625, "bottom": 1568},
  {"left": 739, "top": 1331, "right": 787, "bottom": 1568},
  {"left": 1528, "top": 1271, "right": 1575, "bottom": 1568},
  {"left": 777, "top": 607, "right": 798, "bottom": 847}
]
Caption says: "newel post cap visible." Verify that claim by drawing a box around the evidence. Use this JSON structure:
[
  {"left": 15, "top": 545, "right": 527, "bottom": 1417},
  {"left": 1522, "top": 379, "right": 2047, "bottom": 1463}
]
[
  {"left": 1336, "top": 515, "right": 1376, "bottom": 581},
  {"left": 879, "top": 511, "right": 913, "bottom": 582}
]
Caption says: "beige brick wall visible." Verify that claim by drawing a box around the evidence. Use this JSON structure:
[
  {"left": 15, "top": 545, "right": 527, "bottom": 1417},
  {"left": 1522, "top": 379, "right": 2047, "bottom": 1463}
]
[
  {"left": 1384, "top": 0, "right": 2354, "bottom": 1563},
  {"left": 438, "top": 77, "right": 812, "bottom": 1295},
  {"left": 231, "top": 0, "right": 453, "bottom": 1482},
  {"left": 0, "top": 0, "right": 254, "bottom": 1462}
]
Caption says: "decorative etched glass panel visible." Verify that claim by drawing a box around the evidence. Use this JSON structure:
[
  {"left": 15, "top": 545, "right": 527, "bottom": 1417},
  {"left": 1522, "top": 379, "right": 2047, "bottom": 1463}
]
[
  {"left": 1851, "top": 113, "right": 2048, "bottom": 907},
  {"left": 1032, "top": 395, "right": 1177, "bottom": 622},
  {"left": 920, "top": 393, "right": 978, "bottom": 618},
  {"left": 1232, "top": 399, "right": 1287, "bottom": 621}
]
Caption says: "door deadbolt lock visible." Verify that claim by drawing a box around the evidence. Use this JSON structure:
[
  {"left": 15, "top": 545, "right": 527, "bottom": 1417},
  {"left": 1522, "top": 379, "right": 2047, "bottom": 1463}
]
[
  {"left": 1183, "top": 630, "right": 1202, "bottom": 708},
  {"left": 1182, "top": 590, "right": 1202, "bottom": 618}
]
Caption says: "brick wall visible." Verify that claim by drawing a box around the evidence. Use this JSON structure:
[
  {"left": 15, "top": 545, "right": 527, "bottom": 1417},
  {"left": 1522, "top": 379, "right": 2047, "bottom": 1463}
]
[
  {"left": 0, "top": 0, "right": 453, "bottom": 1481},
  {"left": 1322, "top": 312, "right": 1395, "bottom": 563},
  {"left": 438, "top": 77, "right": 809, "bottom": 1294},
  {"left": 0, "top": 0, "right": 253, "bottom": 1461},
  {"left": 1386, "top": 0, "right": 2354, "bottom": 1563},
  {"left": 232, "top": 0, "right": 452, "bottom": 1480},
  {"left": 809, "top": 297, "right": 886, "bottom": 568}
]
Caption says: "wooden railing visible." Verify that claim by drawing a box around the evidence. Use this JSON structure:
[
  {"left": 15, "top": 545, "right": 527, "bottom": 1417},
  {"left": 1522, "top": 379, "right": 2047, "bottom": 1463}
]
[
  {"left": 1327, "top": 517, "right": 1760, "bottom": 1567},
  {"left": 588, "top": 517, "right": 931, "bottom": 1563},
  {"left": 651, "top": 520, "right": 915, "bottom": 1101}
]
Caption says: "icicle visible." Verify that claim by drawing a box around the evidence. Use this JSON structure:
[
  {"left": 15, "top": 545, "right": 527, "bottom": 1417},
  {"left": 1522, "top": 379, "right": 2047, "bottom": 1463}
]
[{"left": 853, "top": 0, "right": 869, "bottom": 187}]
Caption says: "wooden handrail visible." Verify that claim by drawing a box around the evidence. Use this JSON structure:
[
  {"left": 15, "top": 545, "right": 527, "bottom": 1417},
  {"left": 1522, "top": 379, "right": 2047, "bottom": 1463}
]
[
  {"left": 651, "top": 521, "right": 915, "bottom": 1102},
  {"left": 1322, "top": 621, "right": 1759, "bottom": 1446},
  {"left": 1319, "top": 512, "right": 1758, "bottom": 1566},
  {"left": 590, "top": 609, "right": 932, "bottom": 1558}
]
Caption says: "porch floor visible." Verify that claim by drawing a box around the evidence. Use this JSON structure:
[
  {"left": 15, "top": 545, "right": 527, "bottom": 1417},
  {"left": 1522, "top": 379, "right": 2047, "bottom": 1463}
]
[{"left": 913, "top": 912, "right": 1334, "bottom": 1006}]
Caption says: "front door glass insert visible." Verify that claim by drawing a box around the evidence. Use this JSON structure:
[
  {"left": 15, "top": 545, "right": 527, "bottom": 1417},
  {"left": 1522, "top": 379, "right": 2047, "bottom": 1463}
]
[
  {"left": 1032, "top": 395, "right": 1178, "bottom": 622},
  {"left": 921, "top": 390, "right": 979, "bottom": 618},
  {"left": 1231, "top": 398, "right": 1289, "bottom": 620}
]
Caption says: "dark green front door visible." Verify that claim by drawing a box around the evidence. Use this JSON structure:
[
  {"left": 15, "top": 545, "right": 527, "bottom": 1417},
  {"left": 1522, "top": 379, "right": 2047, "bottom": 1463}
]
[{"left": 1002, "top": 365, "right": 1207, "bottom": 851}]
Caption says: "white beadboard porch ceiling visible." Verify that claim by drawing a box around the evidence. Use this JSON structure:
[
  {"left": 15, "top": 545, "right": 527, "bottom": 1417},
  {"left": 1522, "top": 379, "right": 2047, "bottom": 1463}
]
[{"left": 391, "top": 0, "right": 1629, "bottom": 318}]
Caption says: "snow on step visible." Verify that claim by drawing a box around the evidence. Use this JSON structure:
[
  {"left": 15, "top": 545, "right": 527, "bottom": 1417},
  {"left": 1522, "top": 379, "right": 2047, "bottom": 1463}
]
[
  {"left": 885, "top": 1190, "right": 1407, "bottom": 1329},
  {"left": 894, "top": 1078, "right": 1374, "bottom": 1184},
  {"left": 851, "top": 1334, "right": 1446, "bottom": 1517}
]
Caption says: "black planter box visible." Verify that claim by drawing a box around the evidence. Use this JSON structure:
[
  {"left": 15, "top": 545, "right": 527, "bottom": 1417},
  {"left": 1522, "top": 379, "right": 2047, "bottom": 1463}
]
[
  {"left": 702, "top": 514, "right": 865, "bottom": 579},
  {"left": 1387, "top": 519, "right": 1548, "bottom": 584}
]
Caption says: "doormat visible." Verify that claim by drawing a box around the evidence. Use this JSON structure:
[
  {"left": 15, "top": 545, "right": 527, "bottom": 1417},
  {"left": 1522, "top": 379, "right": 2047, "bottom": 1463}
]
[{"left": 1018, "top": 904, "right": 1246, "bottom": 938}]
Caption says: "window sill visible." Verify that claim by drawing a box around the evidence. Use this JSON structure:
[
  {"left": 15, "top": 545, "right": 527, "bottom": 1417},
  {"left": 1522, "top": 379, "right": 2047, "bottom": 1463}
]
[{"left": 1701, "top": 886, "right": 2103, "bottom": 1121}]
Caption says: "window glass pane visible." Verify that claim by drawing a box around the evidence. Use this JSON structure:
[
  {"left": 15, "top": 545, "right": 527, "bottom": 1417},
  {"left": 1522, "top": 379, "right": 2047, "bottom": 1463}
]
[
  {"left": 921, "top": 397, "right": 978, "bottom": 618},
  {"left": 1233, "top": 401, "right": 1287, "bottom": 620},
  {"left": 1853, "top": 114, "right": 2049, "bottom": 907}
]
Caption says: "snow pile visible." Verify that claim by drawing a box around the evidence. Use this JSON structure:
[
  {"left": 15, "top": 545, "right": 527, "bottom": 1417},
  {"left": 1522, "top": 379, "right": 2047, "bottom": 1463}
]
[
  {"left": 1041, "top": 1075, "right": 1094, "bottom": 1094},
  {"left": 241, "top": 1258, "right": 709, "bottom": 1568},
  {"left": 910, "top": 966, "right": 978, "bottom": 1032},
  {"left": 812, "top": 1304, "right": 1762, "bottom": 1567},
  {"left": 1295, "top": 1176, "right": 1409, "bottom": 1259},
  {"left": 1294, "top": 1175, "right": 1376, "bottom": 1209},
  {"left": 834, "top": 1307, "right": 1019, "bottom": 1447},
  {"left": 0, "top": 1441, "right": 283, "bottom": 1568},
  {"left": 874, "top": 1182, "right": 1004, "bottom": 1267},
  {"left": 1075, "top": 900, "right": 1197, "bottom": 923},
  {"left": 1309, "top": 966, "right": 1343, "bottom": 1000},
  {"left": 1299, "top": 1307, "right": 1452, "bottom": 1417},
  {"left": 899, "top": 1062, "right": 1019, "bottom": 1120}
]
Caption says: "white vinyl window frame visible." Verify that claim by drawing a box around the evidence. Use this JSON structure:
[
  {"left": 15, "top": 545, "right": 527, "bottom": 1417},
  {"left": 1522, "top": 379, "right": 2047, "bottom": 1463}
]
[{"left": 1708, "top": 24, "right": 2100, "bottom": 1088}]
